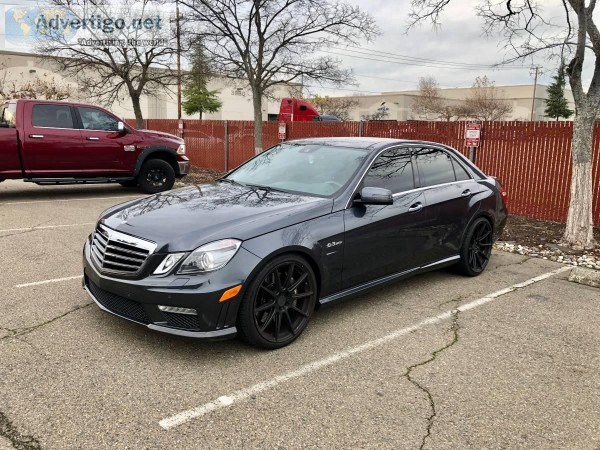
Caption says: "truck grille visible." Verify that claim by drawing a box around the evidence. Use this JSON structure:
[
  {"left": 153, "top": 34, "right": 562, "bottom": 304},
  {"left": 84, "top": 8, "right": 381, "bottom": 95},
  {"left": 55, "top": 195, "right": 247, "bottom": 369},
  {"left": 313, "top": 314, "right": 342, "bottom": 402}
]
[{"left": 90, "top": 224, "right": 156, "bottom": 275}]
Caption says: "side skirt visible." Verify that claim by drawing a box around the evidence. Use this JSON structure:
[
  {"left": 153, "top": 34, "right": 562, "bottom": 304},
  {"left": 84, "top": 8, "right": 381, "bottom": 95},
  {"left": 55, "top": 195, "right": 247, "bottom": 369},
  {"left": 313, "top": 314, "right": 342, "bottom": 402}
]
[{"left": 319, "top": 255, "right": 460, "bottom": 307}]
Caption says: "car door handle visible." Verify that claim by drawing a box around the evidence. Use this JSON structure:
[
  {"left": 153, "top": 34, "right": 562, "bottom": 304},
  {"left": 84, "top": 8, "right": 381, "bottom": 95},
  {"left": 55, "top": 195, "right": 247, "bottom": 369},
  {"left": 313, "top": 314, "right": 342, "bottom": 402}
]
[
  {"left": 461, "top": 189, "right": 472, "bottom": 197},
  {"left": 408, "top": 202, "right": 424, "bottom": 213},
  {"left": 86, "top": 137, "right": 100, "bottom": 141},
  {"left": 29, "top": 134, "right": 44, "bottom": 139}
]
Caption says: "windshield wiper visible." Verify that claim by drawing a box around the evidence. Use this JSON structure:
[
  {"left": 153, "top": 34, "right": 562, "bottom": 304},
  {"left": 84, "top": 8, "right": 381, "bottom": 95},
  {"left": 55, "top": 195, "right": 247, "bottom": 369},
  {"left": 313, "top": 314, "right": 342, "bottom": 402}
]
[
  {"left": 218, "top": 178, "right": 247, "bottom": 188},
  {"left": 243, "top": 183, "right": 289, "bottom": 194}
]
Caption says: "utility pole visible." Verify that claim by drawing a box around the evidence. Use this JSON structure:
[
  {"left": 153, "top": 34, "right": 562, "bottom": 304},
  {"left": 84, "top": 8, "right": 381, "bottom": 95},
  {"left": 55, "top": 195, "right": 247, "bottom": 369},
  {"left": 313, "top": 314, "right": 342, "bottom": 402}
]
[
  {"left": 530, "top": 66, "right": 539, "bottom": 121},
  {"left": 176, "top": 0, "right": 182, "bottom": 120}
]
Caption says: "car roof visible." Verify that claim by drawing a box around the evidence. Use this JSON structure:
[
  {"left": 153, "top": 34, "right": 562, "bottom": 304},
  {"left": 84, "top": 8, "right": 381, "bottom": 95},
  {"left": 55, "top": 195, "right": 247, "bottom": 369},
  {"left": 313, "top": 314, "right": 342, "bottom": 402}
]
[
  {"left": 286, "top": 136, "right": 453, "bottom": 151},
  {"left": 10, "top": 98, "right": 107, "bottom": 109}
]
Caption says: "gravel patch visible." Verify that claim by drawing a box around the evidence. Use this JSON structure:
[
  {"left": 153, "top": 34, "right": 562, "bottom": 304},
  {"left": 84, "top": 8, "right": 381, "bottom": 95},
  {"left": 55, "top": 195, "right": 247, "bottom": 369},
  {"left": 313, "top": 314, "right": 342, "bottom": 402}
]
[{"left": 494, "top": 241, "right": 600, "bottom": 270}]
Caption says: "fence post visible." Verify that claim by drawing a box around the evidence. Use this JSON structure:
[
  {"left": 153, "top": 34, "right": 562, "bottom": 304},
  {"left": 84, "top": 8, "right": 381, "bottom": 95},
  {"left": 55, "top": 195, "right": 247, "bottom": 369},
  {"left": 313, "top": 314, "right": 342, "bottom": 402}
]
[
  {"left": 358, "top": 120, "right": 363, "bottom": 137},
  {"left": 224, "top": 121, "right": 229, "bottom": 172}
]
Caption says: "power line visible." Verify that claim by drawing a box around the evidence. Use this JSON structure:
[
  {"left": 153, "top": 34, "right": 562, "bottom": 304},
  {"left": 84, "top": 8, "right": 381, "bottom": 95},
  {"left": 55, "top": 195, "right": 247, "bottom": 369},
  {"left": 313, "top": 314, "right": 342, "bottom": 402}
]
[
  {"left": 328, "top": 50, "right": 529, "bottom": 71},
  {"left": 353, "top": 73, "right": 459, "bottom": 89},
  {"left": 303, "top": 85, "right": 384, "bottom": 95},
  {"left": 328, "top": 45, "right": 526, "bottom": 70}
]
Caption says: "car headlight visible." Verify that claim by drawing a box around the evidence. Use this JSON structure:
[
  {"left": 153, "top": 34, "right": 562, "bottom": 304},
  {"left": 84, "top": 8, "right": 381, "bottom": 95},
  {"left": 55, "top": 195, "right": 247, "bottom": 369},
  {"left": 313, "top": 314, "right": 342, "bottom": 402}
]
[
  {"left": 176, "top": 144, "right": 186, "bottom": 155},
  {"left": 153, "top": 252, "right": 186, "bottom": 275},
  {"left": 177, "top": 239, "right": 242, "bottom": 274}
]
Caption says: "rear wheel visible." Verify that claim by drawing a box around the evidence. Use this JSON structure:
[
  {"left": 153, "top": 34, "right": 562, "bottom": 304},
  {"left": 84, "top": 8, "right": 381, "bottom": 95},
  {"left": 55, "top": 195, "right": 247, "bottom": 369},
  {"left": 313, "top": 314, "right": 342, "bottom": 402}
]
[
  {"left": 456, "top": 217, "right": 493, "bottom": 276},
  {"left": 237, "top": 254, "right": 317, "bottom": 349},
  {"left": 137, "top": 159, "right": 175, "bottom": 194}
]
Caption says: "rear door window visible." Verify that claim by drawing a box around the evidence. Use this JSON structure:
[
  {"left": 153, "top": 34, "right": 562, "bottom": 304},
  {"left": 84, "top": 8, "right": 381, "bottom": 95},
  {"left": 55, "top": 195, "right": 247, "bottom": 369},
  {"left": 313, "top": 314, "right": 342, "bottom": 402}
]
[
  {"left": 32, "top": 104, "right": 74, "bottom": 129},
  {"left": 364, "top": 148, "right": 414, "bottom": 194},
  {"left": 414, "top": 148, "right": 456, "bottom": 186},
  {"left": 453, "top": 159, "right": 472, "bottom": 181}
]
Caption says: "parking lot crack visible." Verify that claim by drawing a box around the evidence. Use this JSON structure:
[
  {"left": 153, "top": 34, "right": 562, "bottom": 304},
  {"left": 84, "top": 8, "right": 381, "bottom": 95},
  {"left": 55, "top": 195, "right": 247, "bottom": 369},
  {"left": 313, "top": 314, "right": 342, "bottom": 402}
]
[
  {"left": 0, "top": 230, "right": 36, "bottom": 240},
  {"left": 403, "top": 310, "right": 460, "bottom": 450},
  {"left": 0, "top": 411, "right": 42, "bottom": 450},
  {"left": 0, "top": 219, "right": 54, "bottom": 239},
  {"left": 0, "top": 303, "right": 92, "bottom": 342},
  {"left": 437, "top": 295, "right": 466, "bottom": 310}
]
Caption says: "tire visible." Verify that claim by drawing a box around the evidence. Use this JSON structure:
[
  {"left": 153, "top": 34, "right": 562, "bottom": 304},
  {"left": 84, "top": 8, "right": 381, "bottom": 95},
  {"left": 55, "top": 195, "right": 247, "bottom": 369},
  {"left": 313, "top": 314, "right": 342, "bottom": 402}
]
[
  {"left": 119, "top": 180, "right": 138, "bottom": 188},
  {"left": 456, "top": 217, "right": 494, "bottom": 277},
  {"left": 137, "top": 159, "right": 175, "bottom": 194},
  {"left": 237, "top": 254, "right": 317, "bottom": 349}
]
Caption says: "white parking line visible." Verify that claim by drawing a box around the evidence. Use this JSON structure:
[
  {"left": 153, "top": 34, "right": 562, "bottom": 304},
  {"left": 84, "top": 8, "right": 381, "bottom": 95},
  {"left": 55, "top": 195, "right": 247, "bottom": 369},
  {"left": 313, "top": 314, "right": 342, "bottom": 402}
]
[
  {"left": 15, "top": 275, "right": 82, "bottom": 289},
  {"left": 0, "top": 223, "right": 95, "bottom": 233},
  {"left": 158, "top": 265, "right": 571, "bottom": 430},
  {"left": 0, "top": 195, "right": 139, "bottom": 206}
]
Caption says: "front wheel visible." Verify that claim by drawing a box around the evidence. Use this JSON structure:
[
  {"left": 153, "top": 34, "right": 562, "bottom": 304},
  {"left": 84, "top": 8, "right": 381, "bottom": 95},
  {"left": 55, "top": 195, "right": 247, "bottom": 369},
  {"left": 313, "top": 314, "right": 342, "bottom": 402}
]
[
  {"left": 137, "top": 159, "right": 175, "bottom": 194},
  {"left": 456, "top": 217, "right": 493, "bottom": 276},
  {"left": 237, "top": 254, "right": 317, "bottom": 349}
]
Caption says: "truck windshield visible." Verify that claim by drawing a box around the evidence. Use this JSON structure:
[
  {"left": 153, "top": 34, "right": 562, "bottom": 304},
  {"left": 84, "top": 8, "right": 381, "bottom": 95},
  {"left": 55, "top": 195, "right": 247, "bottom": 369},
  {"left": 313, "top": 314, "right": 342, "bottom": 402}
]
[
  {"left": 226, "top": 143, "right": 369, "bottom": 197},
  {"left": 0, "top": 103, "right": 16, "bottom": 128}
]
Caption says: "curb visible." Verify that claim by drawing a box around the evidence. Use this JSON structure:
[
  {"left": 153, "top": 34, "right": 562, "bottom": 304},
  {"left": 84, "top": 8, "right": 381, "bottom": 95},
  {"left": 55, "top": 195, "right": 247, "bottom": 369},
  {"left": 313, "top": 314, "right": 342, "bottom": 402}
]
[{"left": 568, "top": 267, "right": 600, "bottom": 289}]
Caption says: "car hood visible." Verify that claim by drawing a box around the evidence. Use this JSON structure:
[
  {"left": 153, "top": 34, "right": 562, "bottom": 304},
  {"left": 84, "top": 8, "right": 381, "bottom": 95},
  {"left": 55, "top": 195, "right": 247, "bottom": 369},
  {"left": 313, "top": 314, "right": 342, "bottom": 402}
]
[
  {"left": 101, "top": 183, "right": 333, "bottom": 252},
  {"left": 136, "top": 129, "right": 183, "bottom": 146}
]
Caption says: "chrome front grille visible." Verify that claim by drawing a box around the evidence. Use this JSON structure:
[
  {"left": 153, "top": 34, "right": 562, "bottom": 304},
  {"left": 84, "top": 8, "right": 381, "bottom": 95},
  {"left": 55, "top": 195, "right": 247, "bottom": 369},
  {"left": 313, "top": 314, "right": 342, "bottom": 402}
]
[{"left": 90, "top": 224, "right": 156, "bottom": 275}]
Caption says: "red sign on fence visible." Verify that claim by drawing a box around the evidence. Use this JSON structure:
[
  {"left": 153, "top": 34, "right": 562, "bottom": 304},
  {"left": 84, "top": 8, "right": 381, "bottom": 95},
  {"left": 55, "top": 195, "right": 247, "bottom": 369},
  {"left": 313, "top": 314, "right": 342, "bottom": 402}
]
[
  {"left": 465, "top": 122, "right": 481, "bottom": 147},
  {"left": 278, "top": 122, "right": 286, "bottom": 140}
]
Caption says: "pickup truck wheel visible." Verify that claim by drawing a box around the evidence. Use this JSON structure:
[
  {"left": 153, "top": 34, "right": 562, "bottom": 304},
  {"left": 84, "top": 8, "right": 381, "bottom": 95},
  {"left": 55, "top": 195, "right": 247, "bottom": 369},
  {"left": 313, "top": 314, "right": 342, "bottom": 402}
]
[{"left": 138, "top": 159, "right": 175, "bottom": 194}]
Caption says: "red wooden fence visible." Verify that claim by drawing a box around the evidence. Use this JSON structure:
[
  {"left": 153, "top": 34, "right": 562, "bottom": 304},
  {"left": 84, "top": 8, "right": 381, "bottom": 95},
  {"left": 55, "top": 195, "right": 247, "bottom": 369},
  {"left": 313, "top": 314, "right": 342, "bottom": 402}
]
[{"left": 131, "top": 119, "right": 600, "bottom": 226}]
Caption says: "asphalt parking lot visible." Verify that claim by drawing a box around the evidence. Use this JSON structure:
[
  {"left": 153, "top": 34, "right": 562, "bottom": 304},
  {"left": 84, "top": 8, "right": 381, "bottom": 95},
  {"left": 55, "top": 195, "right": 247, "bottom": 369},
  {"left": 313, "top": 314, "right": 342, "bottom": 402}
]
[{"left": 1, "top": 180, "right": 599, "bottom": 450}]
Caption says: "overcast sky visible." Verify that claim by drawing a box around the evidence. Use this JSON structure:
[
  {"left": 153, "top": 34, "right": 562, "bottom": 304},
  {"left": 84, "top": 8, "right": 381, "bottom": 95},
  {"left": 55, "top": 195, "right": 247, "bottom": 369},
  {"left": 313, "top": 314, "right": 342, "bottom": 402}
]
[
  {"left": 310, "top": 0, "right": 588, "bottom": 97},
  {"left": 1, "top": 0, "right": 596, "bottom": 98}
]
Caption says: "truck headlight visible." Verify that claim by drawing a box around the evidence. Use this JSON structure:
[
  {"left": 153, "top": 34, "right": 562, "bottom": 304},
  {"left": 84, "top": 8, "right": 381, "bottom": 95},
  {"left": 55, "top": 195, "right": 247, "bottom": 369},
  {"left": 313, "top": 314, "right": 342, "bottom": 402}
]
[
  {"left": 177, "top": 239, "right": 241, "bottom": 274},
  {"left": 176, "top": 144, "right": 186, "bottom": 155}
]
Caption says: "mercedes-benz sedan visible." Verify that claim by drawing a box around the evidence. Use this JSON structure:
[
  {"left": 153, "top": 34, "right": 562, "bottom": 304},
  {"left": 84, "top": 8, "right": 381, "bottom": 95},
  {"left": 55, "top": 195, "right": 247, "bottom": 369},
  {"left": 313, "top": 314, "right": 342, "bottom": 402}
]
[{"left": 83, "top": 138, "right": 508, "bottom": 349}]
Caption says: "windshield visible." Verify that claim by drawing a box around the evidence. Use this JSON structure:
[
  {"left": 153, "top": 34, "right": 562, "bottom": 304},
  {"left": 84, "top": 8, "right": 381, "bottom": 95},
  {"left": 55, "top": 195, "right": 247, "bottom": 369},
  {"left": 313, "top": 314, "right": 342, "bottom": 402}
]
[{"left": 227, "top": 143, "right": 370, "bottom": 197}]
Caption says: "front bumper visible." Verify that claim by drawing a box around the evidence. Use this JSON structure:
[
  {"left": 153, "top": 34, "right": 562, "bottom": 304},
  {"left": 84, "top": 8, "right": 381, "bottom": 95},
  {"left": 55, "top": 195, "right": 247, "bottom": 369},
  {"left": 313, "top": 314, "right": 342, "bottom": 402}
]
[
  {"left": 83, "top": 239, "right": 261, "bottom": 339},
  {"left": 177, "top": 157, "right": 190, "bottom": 176}
]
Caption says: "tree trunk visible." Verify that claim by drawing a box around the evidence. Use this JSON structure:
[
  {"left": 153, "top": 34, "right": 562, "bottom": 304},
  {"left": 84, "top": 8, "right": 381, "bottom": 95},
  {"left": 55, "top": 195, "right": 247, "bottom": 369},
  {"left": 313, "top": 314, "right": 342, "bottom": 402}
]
[
  {"left": 131, "top": 94, "right": 144, "bottom": 129},
  {"left": 252, "top": 89, "right": 263, "bottom": 155},
  {"left": 562, "top": 107, "right": 596, "bottom": 248}
]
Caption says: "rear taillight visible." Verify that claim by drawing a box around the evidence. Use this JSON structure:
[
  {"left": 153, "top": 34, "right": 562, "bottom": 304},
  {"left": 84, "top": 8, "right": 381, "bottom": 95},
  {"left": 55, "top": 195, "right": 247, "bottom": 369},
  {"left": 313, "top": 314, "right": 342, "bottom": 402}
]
[
  {"left": 494, "top": 178, "right": 508, "bottom": 206},
  {"left": 500, "top": 187, "right": 508, "bottom": 205}
]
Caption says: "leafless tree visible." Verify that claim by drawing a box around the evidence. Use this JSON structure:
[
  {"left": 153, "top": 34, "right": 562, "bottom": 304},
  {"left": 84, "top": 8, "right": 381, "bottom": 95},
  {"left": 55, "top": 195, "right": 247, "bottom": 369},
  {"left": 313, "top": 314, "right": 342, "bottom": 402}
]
[
  {"left": 0, "top": 67, "right": 74, "bottom": 100},
  {"left": 409, "top": 0, "right": 599, "bottom": 248},
  {"left": 411, "top": 76, "right": 459, "bottom": 121},
  {"left": 463, "top": 76, "right": 512, "bottom": 121},
  {"left": 180, "top": 0, "right": 379, "bottom": 154},
  {"left": 310, "top": 95, "right": 359, "bottom": 121},
  {"left": 36, "top": 0, "right": 179, "bottom": 128}
]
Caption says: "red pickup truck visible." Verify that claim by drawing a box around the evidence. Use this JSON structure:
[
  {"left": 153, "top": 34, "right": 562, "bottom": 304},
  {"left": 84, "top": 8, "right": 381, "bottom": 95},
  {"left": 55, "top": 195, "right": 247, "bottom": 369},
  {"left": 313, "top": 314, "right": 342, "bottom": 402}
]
[{"left": 0, "top": 99, "right": 189, "bottom": 193}]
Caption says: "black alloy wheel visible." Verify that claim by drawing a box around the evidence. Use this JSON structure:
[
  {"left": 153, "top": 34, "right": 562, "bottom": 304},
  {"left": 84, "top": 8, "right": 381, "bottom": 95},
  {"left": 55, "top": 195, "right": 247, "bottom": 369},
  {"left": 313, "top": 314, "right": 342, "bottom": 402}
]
[
  {"left": 237, "top": 254, "right": 317, "bottom": 349},
  {"left": 138, "top": 159, "right": 175, "bottom": 194},
  {"left": 457, "top": 217, "right": 493, "bottom": 276}
]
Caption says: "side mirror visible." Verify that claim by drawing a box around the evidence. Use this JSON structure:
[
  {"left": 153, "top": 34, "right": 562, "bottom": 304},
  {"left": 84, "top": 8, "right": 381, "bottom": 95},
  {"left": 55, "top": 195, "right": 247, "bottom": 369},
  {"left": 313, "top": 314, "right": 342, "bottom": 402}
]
[
  {"left": 117, "top": 121, "right": 127, "bottom": 133},
  {"left": 357, "top": 187, "right": 393, "bottom": 205}
]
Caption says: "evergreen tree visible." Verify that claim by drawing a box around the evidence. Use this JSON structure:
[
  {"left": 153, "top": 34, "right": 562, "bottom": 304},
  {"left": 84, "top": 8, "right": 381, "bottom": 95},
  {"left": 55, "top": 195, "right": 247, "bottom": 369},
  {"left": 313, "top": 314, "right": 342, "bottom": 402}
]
[
  {"left": 544, "top": 64, "right": 573, "bottom": 121},
  {"left": 182, "top": 43, "right": 222, "bottom": 119}
]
